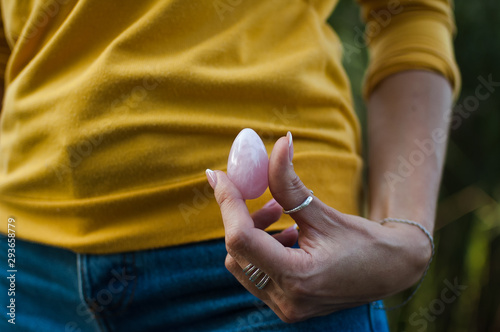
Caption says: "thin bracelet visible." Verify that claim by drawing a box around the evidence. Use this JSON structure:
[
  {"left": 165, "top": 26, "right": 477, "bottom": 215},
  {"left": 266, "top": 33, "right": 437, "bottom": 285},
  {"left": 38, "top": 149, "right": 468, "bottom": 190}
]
[{"left": 371, "top": 218, "right": 435, "bottom": 311}]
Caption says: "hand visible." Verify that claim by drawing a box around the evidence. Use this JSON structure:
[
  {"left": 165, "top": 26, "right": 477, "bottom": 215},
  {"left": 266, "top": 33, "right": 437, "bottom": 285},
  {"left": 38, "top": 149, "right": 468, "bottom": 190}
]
[{"left": 206, "top": 133, "right": 432, "bottom": 323}]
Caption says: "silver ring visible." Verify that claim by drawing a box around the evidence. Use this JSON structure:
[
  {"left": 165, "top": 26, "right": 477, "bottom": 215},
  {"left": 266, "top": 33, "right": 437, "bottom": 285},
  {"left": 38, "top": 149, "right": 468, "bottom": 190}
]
[
  {"left": 283, "top": 195, "right": 313, "bottom": 214},
  {"left": 256, "top": 275, "right": 270, "bottom": 289},
  {"left": 242, "top": 263, "right": 271, "bottom": 290}
]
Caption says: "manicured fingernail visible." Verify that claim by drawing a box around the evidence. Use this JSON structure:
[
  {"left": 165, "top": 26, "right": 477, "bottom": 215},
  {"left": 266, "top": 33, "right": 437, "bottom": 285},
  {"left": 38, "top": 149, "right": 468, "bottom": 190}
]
[
  {"left": 287, "top": 131, "right": 293, "bottom": 165},
  {"left": 206, "top": 169, "right": 217, "bottom": 189},
  {"left": 263, "top": 198, "right": 278, "bottom": 209},
  {"left": 293, "top": 223, "right": 298, "bottom": 230}
]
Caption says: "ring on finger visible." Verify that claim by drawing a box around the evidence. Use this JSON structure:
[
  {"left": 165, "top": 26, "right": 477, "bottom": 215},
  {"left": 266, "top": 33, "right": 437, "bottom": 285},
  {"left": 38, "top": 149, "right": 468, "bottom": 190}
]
[
  {"left": 243, "top": 263, "right": 271, "bottom": 290},
  {"left": 283, "top": 190, "right": 314, "bottom": 214}
]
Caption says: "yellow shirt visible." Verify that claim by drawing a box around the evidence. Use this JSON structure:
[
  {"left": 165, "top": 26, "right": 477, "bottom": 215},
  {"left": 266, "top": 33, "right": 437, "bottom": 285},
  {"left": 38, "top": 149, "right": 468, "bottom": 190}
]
[{"left": 0, "top": 0, "right": 459, "bottom": 253}]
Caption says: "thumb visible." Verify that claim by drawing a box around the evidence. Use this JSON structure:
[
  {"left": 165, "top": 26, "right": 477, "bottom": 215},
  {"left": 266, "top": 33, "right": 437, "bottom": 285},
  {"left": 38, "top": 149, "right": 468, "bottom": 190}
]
[{"left": 268, "top": 132, "right": 329, "bottom": 230}]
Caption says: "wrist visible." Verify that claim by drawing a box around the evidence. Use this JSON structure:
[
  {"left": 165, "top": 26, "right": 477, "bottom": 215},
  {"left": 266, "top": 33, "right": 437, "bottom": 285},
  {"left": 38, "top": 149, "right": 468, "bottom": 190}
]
[
  {"left": 383, "top": 221, "right": 433, "bottom": 285},
  {"left": 370, "top": 219, "right": 435, "bottom": 310},
  {"left": 369, "top": 204, "right": 436, "bottom": 234}
]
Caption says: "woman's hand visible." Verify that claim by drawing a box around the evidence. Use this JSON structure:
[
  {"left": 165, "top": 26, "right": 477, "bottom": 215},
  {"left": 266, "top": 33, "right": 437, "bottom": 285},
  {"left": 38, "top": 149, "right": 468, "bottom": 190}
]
[{"left": 206, "top": 132, "right": 432, "bottom": 323}]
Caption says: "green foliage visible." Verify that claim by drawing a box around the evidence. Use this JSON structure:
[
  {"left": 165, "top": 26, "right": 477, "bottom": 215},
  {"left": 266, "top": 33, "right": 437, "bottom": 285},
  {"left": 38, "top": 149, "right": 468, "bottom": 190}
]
[{"left": 329, "top": 1, "right": 500, "bottom": 331}]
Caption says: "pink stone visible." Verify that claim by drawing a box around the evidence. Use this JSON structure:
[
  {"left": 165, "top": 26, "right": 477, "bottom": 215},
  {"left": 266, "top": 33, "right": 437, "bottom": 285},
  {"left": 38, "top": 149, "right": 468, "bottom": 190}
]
[{"left": 227, "top": 128, "right": 269, "bottom": 199}]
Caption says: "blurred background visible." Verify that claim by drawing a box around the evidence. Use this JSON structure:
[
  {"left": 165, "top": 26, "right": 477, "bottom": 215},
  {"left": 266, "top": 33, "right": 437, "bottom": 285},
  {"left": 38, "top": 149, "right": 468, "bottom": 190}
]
[{"left": 329, "top": 1, "right": 500, "bottom": 331}]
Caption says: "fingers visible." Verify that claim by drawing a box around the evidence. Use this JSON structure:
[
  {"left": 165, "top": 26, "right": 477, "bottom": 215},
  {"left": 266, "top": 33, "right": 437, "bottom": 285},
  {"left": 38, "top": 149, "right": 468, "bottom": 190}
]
[
  {"left": 268, "top": 133, "right": 334, "bottom": 231},
  {"left": 224, "top": 254, "right": 289, "bottom": 320},
  {"left": 206, "top": 169, "right": 291, "bottom": 278},
  {"left": 251, "top": 199, "right": 283, "bottom": 230},
  {"left": 273, "top": 226, "right": 299, "bottom": 247},
  {"left": 225, "top": 254, "right": 274, "bottom": 295}
]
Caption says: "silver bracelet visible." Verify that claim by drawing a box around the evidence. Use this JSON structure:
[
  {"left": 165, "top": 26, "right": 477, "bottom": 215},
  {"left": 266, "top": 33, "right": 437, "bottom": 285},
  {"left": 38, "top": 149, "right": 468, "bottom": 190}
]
[{"left": 371, "top": 218, "right": 435, "bottom": 311}]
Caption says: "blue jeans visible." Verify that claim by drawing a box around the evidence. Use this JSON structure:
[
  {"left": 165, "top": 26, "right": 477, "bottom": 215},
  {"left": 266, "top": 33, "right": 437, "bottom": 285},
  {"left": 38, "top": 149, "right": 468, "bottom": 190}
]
[{"left": 0, "top": 234, "right": 389, "bottom": 331}]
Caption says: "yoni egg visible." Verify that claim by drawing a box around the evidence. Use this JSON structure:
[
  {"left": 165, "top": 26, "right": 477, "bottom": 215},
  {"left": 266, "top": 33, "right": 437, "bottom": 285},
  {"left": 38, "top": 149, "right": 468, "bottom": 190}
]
[{"left": 227, "top": 128, "right": 269, "bottom": 199}]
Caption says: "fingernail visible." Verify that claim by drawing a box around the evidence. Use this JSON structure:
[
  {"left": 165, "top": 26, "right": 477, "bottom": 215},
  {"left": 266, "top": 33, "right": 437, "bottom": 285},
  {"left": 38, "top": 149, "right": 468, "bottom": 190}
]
[
  {"left": 282, "top": 225, "right": 296, "bottom": 234},
  {"left": 287, "top": 131, "right": 293, "bottom": 165},
  {"left": 206, "top": 169, "right": 217, "bottom": 189},
  {"left": 263, "top": 198, "right": 278, "bottom": 209},
  {"left": 293, "top": 223, "right": 298, "bottom": 230}
]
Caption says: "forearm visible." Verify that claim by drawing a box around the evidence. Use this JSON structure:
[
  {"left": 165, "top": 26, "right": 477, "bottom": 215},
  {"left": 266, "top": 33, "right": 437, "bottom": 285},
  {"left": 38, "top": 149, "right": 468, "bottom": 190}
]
[{"left": 367, "top": 70, "right": 453, "bottom": 233}]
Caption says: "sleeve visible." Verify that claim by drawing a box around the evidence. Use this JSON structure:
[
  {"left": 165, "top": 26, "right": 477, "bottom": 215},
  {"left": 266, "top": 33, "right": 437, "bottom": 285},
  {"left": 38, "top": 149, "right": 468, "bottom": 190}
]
[
  {"left": 0, "top": 7, "right": 11, "bottom": 111},
  {"left": 356, "top": 0, "right": 461, "bottom": 100}
]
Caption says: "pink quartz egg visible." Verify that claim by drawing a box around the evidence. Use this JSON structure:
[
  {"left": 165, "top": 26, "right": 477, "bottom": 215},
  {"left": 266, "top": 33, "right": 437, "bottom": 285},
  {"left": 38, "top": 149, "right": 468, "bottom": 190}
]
[{"left": 227, "top": 128, "right": 269, "bottom": 199}]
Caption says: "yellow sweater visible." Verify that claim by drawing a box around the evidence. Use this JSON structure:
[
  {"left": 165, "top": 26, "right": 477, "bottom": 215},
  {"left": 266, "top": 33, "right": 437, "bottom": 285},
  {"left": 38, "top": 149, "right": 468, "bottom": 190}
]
[{"left": 0, "top": 0, "right": 459, "bottom": 253}]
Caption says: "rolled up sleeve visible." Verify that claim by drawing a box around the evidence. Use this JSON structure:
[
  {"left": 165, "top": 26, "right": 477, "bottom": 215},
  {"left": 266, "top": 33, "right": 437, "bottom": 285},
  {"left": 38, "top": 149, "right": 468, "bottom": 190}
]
[{"left": 357, "top": 0, "right": 461, "bottom": 100}]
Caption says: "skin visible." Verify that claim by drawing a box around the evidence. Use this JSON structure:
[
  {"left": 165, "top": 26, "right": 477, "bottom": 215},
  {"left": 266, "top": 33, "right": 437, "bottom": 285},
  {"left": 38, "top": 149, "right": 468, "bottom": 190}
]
[{"left": 206, "top": 70, "right": 453, "bottom": 323}]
